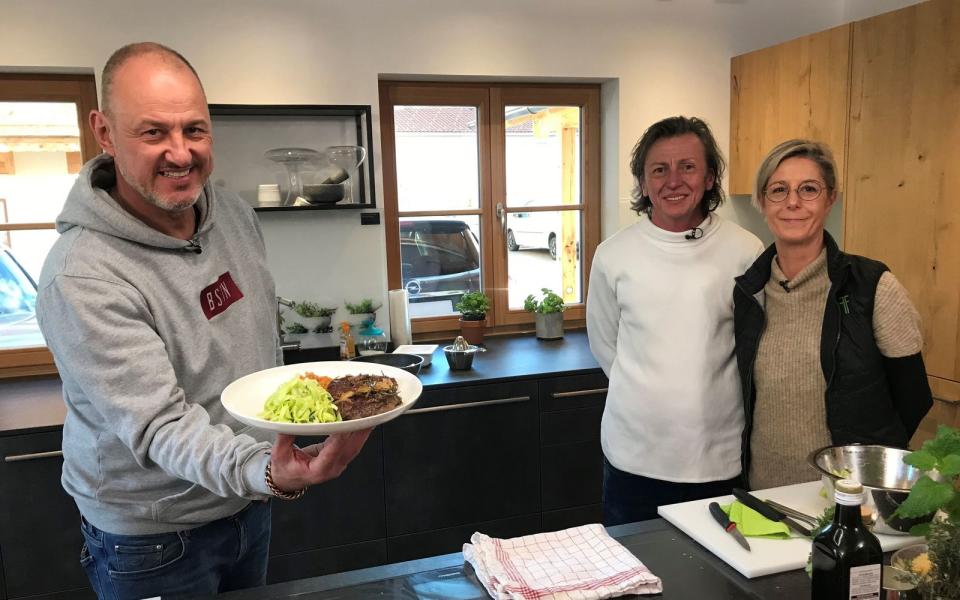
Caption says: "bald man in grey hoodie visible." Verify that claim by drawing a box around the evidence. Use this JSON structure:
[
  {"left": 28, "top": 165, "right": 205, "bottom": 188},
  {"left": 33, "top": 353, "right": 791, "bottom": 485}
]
[{"left": 36, "top": 42, "right": 370, "bottom": 600}]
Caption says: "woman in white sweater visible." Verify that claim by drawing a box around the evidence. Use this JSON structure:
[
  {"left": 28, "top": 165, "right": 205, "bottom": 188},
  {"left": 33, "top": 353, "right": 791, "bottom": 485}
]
[{"left": 587, "top": 116, "right": 762, "bottom": 525}]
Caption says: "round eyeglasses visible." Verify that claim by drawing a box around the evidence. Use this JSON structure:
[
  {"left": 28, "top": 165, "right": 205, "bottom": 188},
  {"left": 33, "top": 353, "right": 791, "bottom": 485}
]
[{"left": 764, "top": 180, "right": 826, "bottom": 203}]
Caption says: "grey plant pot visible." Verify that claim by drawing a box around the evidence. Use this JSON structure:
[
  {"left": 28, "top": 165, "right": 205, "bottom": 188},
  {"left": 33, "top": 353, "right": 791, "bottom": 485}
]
[{"left": 535, "top": 312, "right": 564, "bottom": 340}]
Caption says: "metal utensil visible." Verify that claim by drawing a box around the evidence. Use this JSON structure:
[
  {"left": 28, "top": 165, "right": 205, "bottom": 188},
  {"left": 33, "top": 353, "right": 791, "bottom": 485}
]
[
  {"left": 732, "top": 488, "right": 812, "bottom": 537},
  {"left": 708, "top": 501, "right": 751, "bottom": 551},
  {"left": 763, "top": 499, "right": 819, "bottom": 529}
]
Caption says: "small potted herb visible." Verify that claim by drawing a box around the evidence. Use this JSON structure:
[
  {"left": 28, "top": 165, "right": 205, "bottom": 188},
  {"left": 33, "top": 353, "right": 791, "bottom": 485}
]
[
  {"left": 454, "top": 291, "right": 490, "bottom": 345},
  {"left": 523, "top": 288, "right": 566, "bottom": 340},
  {"left": 890, "top": 425, "right": 960, "bottom": 599},
  {"left": 290, "top": 301, "right": 337, "bottom": 333},
  {"left": 345, "top": 298, "right": 381, "bottom": 328}
]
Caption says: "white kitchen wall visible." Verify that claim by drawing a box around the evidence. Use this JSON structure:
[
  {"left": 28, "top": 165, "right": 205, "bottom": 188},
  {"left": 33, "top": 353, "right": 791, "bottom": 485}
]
[{"left": 0, "top": 0, "right": 922, "bottom": 325}]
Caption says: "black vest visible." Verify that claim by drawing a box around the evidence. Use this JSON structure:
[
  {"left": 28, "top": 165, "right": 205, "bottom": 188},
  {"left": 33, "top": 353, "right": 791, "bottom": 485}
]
[{"left": 733, "top": 233, "right": 910, "bottom": 480}]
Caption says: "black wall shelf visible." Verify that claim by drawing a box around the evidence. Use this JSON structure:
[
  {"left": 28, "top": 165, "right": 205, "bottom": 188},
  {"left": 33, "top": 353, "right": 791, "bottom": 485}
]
[{"left": 208, "top": 104, "right": 376, "bottom": 212}]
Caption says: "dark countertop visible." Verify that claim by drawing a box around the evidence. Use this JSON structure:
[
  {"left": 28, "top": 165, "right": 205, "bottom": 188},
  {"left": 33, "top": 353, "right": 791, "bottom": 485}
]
[
  {"left": 414, "top": 330, "right": 600, "bottom": 389},
  {"left": 0, "top": 331, "right": 600, "bottom": 435},
  {"left": 215, "top": 519, "right": 809, "bottom": 599}
]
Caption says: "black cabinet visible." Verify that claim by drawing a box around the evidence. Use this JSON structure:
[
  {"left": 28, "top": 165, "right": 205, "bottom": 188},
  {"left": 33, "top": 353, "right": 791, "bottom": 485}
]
[
  {"left": 538, "top": 373, "right": 607, "bottom": 530},
  {"left": 0, "top": 431, "right": 93, "bottom": 600},
  {"left": 382, "top": 381, "right": 541, "bottom": 561},
  {"left": 267, "top": 429, "right": 386, "bottom": 582}
]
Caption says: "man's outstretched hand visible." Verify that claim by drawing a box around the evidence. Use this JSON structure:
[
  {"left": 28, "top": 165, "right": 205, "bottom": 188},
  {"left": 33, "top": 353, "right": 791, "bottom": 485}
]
[{"left": 269, "top": 429, "right": 373, "bottom": 493}]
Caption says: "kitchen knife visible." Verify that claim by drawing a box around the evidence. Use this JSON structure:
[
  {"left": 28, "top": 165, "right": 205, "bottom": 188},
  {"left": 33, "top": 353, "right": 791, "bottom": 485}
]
[
  {"left": 732, "top": 488, "right": 812, "bottom": 537},
  {"left": 708, "top": 501, "right": 751, "bottom": 551}
]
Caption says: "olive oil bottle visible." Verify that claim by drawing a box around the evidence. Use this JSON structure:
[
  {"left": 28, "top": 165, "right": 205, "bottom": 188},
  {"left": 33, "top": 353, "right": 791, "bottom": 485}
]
[{"left": 811, "top": 479, "right": 883, "bottom": 599}]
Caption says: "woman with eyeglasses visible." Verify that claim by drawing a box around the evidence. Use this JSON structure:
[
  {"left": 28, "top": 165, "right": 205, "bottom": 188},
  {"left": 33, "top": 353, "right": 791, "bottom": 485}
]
[{"left": 732, "top": 139, "right": 932, "bottom": 490}]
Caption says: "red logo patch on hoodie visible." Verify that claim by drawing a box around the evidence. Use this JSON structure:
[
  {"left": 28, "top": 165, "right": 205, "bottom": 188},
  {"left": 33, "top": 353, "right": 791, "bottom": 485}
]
[{"left": 201, "top": 272, "right": 244, "bottom": 319}]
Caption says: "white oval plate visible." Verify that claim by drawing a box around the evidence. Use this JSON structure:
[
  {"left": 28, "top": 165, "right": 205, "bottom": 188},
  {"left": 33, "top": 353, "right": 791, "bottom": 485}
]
[{"left": 221, "top": 361, "right": 422, "bottom": 435}]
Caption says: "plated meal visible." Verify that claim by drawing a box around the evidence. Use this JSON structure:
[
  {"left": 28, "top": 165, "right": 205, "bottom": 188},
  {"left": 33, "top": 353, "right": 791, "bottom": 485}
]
[{"left": 221, "top": 361, "right": 423, "bottom": 434}]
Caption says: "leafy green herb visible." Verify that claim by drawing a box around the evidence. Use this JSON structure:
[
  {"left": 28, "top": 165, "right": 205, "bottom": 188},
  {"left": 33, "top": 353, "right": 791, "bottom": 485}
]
[
  {"left": 292, "top": 301, "right": 337, "bottom": 318},
  {"left": 455, "top": 291, "right": 490, "bottom": 320},
  {"left": 919, "top": 519, "right": 960, "bottom": 600},
  {"left": 896, "top": 426, "right": 960, "bottom": 521},
  {"left": 345, "top": 298, "right": 380, "bottom": 314},
  {"left": 284, "top": 322, "right": 308, "bottom": 334},
  {"left": 523, "top": 288, "right": 566, "bottom": 314},
  {"left": 897, "top": 476, "right": 956, "bottom": 519},
  {"left": 894, "top": 425, "right": 960, "bottom": 598}
]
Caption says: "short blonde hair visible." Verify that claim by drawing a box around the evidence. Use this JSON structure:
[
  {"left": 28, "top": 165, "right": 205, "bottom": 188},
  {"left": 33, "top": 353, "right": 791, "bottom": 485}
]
[{"left": 752, "top": 139, "right": 838, "bottom": 211}]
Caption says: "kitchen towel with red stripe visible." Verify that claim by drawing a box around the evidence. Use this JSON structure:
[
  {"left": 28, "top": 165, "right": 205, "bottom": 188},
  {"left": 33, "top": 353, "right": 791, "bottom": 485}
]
[{"left": 462, "top": 523, "right": 663, "bottom": 599}]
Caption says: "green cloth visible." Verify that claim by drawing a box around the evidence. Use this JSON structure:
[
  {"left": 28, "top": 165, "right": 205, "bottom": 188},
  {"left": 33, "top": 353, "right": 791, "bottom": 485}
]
[{"left": 721, "top": 501, "right": 792, "bottom": 539}]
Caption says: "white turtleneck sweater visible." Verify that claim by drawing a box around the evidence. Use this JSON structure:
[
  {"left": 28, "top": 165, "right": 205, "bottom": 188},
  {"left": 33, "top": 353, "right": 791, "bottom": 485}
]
[{"left": 587, "top": 214, "right": 763, "bottom": 482}]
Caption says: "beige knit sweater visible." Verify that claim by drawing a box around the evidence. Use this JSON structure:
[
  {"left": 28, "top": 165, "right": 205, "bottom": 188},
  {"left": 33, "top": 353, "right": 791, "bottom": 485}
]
[{"left": 748, "top": 249, "right": 923, "bottom": 490}]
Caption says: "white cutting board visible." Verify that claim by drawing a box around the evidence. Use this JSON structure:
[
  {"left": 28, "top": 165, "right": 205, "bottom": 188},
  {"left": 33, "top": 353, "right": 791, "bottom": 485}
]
[{"left": 657, "top": 481, "right": 924, "bottom": 578}]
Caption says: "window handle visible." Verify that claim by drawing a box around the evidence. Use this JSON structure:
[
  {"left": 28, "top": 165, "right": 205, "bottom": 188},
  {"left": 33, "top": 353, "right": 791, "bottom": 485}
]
[{"left": 496, "top": 202, "right": 507, "bottom": 235}]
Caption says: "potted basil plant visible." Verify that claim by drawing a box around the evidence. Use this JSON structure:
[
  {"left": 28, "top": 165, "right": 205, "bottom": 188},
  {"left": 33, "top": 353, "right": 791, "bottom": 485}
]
[
  {"left": 524, "top": 288, "right": 566, "bottom": 340},
  {"left": 454, "top": 291, "right": 490, "bottom": 345}
]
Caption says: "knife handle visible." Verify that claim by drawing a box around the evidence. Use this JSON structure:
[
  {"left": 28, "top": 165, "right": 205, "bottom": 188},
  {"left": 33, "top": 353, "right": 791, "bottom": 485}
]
[
  {"left": 708, "top": 501, "right": 733, "bottom": 530},
  {"left": 732, "top": 488, "right": 784, "bottom": 522}
]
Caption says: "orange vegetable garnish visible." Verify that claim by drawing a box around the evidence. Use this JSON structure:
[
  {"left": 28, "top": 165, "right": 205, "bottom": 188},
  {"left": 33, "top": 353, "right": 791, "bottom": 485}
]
[{"left": 300, "top": 372, "right": 332, "bottom": 389}]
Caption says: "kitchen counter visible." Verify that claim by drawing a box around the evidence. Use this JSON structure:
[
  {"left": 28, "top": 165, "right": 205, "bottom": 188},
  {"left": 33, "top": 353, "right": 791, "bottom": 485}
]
[
  {"left": 215, "top": 518, "right": 810, "bottom": 599},
  {"left": 0, "top": 331, "right": 600, "bottom": 435}
]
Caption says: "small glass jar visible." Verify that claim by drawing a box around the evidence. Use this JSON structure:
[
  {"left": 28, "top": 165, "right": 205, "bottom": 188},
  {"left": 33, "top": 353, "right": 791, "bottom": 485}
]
[{"left": 356, "top": 324, "right": 388, "bottom": 356}]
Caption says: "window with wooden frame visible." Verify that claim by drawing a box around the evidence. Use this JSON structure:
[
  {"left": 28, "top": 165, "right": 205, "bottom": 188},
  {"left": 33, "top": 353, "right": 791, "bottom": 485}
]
[
  {"left": 0, "top": 73, "right": 99, "bottom": 378},
  {"left": 379, "top": 82, "right": 600, "bottom": 338}
]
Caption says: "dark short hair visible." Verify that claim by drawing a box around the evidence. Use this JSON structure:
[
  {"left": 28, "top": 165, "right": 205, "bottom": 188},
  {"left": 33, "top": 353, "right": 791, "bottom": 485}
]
[
  {"left": 629, "top": 116, "right": 726, "bottom": 217},
  {"left": 100, "top": 42, "right": 204, "bottom": 116}
]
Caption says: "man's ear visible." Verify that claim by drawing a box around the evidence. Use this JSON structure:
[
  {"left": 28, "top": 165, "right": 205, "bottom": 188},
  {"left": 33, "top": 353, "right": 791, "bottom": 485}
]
[
  {"left": 705, "top": 170, "right": 716, "bottom": 191},
  {"left": 89, "top": 110, "right": 115, "bottom": 156}
]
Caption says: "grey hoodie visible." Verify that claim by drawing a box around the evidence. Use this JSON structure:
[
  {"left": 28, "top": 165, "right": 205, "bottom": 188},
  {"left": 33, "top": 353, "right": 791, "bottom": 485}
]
[{"left": 38, "top": 154, "right": 280, "bottom": 535}]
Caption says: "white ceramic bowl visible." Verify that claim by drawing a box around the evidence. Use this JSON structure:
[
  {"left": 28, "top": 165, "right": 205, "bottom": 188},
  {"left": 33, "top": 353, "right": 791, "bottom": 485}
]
[{"left": 393, "top": 344, "right": 438, "bottom": 367}]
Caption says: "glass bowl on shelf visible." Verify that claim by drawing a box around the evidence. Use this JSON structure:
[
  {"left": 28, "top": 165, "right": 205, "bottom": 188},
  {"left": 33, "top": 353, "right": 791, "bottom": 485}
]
[
  {"left": 324, "top": 145, "right": 367, "bottom": 204},
  {"left": 264, "top": 147, "right": 324, "bottom": 206}
]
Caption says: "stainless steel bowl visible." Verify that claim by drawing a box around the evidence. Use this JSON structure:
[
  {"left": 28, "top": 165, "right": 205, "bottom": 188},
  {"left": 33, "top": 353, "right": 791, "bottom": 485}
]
[
  {"left": 443, "top": 345, "right": 479, "bottom": 370},
  {"left": 807, "top": 444, "right": 934, "bottom": 535}
]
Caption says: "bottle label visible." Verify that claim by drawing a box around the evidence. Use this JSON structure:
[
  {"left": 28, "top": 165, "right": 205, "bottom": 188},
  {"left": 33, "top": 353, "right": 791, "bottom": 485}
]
[{"left": 848, "top": 564, "right": 881, "bottom": 600}]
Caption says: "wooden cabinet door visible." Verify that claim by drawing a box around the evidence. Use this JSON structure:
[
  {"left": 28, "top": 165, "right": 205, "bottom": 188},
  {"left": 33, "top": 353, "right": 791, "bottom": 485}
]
[
  {"left": 845, "top": 0, "right": 960, "bottom": 387},
  {"left": 0, "top": 432, "right": 92, "bottom": 600},
  {"left": 730, "top": 24, "right": 851, "bottom": 194}
]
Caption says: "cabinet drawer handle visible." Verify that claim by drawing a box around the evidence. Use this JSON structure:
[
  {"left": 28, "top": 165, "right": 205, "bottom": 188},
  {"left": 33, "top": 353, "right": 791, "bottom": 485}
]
[
  {"left": 551, "top": 388, "right": 608, "bottom": 399},
  {"left": 405, "top": 395, "right": 531, "bottom": 415},
  {"left": 4, "top": 450, "right": 64, "bottom": 462}
]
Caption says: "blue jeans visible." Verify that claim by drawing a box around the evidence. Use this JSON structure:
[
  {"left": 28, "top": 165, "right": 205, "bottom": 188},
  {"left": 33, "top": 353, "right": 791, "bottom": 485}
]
[
  {"left": 602, "top": 457, "right": 743, "bottom": 526},
  {"left": 79, "top": 500, "right": 271, "bottom": 600}
]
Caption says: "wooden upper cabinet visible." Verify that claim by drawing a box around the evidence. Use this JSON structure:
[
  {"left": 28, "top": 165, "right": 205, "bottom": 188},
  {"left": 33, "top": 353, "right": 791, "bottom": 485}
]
[
  {"left": 729, "top": 24, "right": 852, "bottom": 195},
  {"left": 845, "top": 0, "right": 960, "bottom": 386}
]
